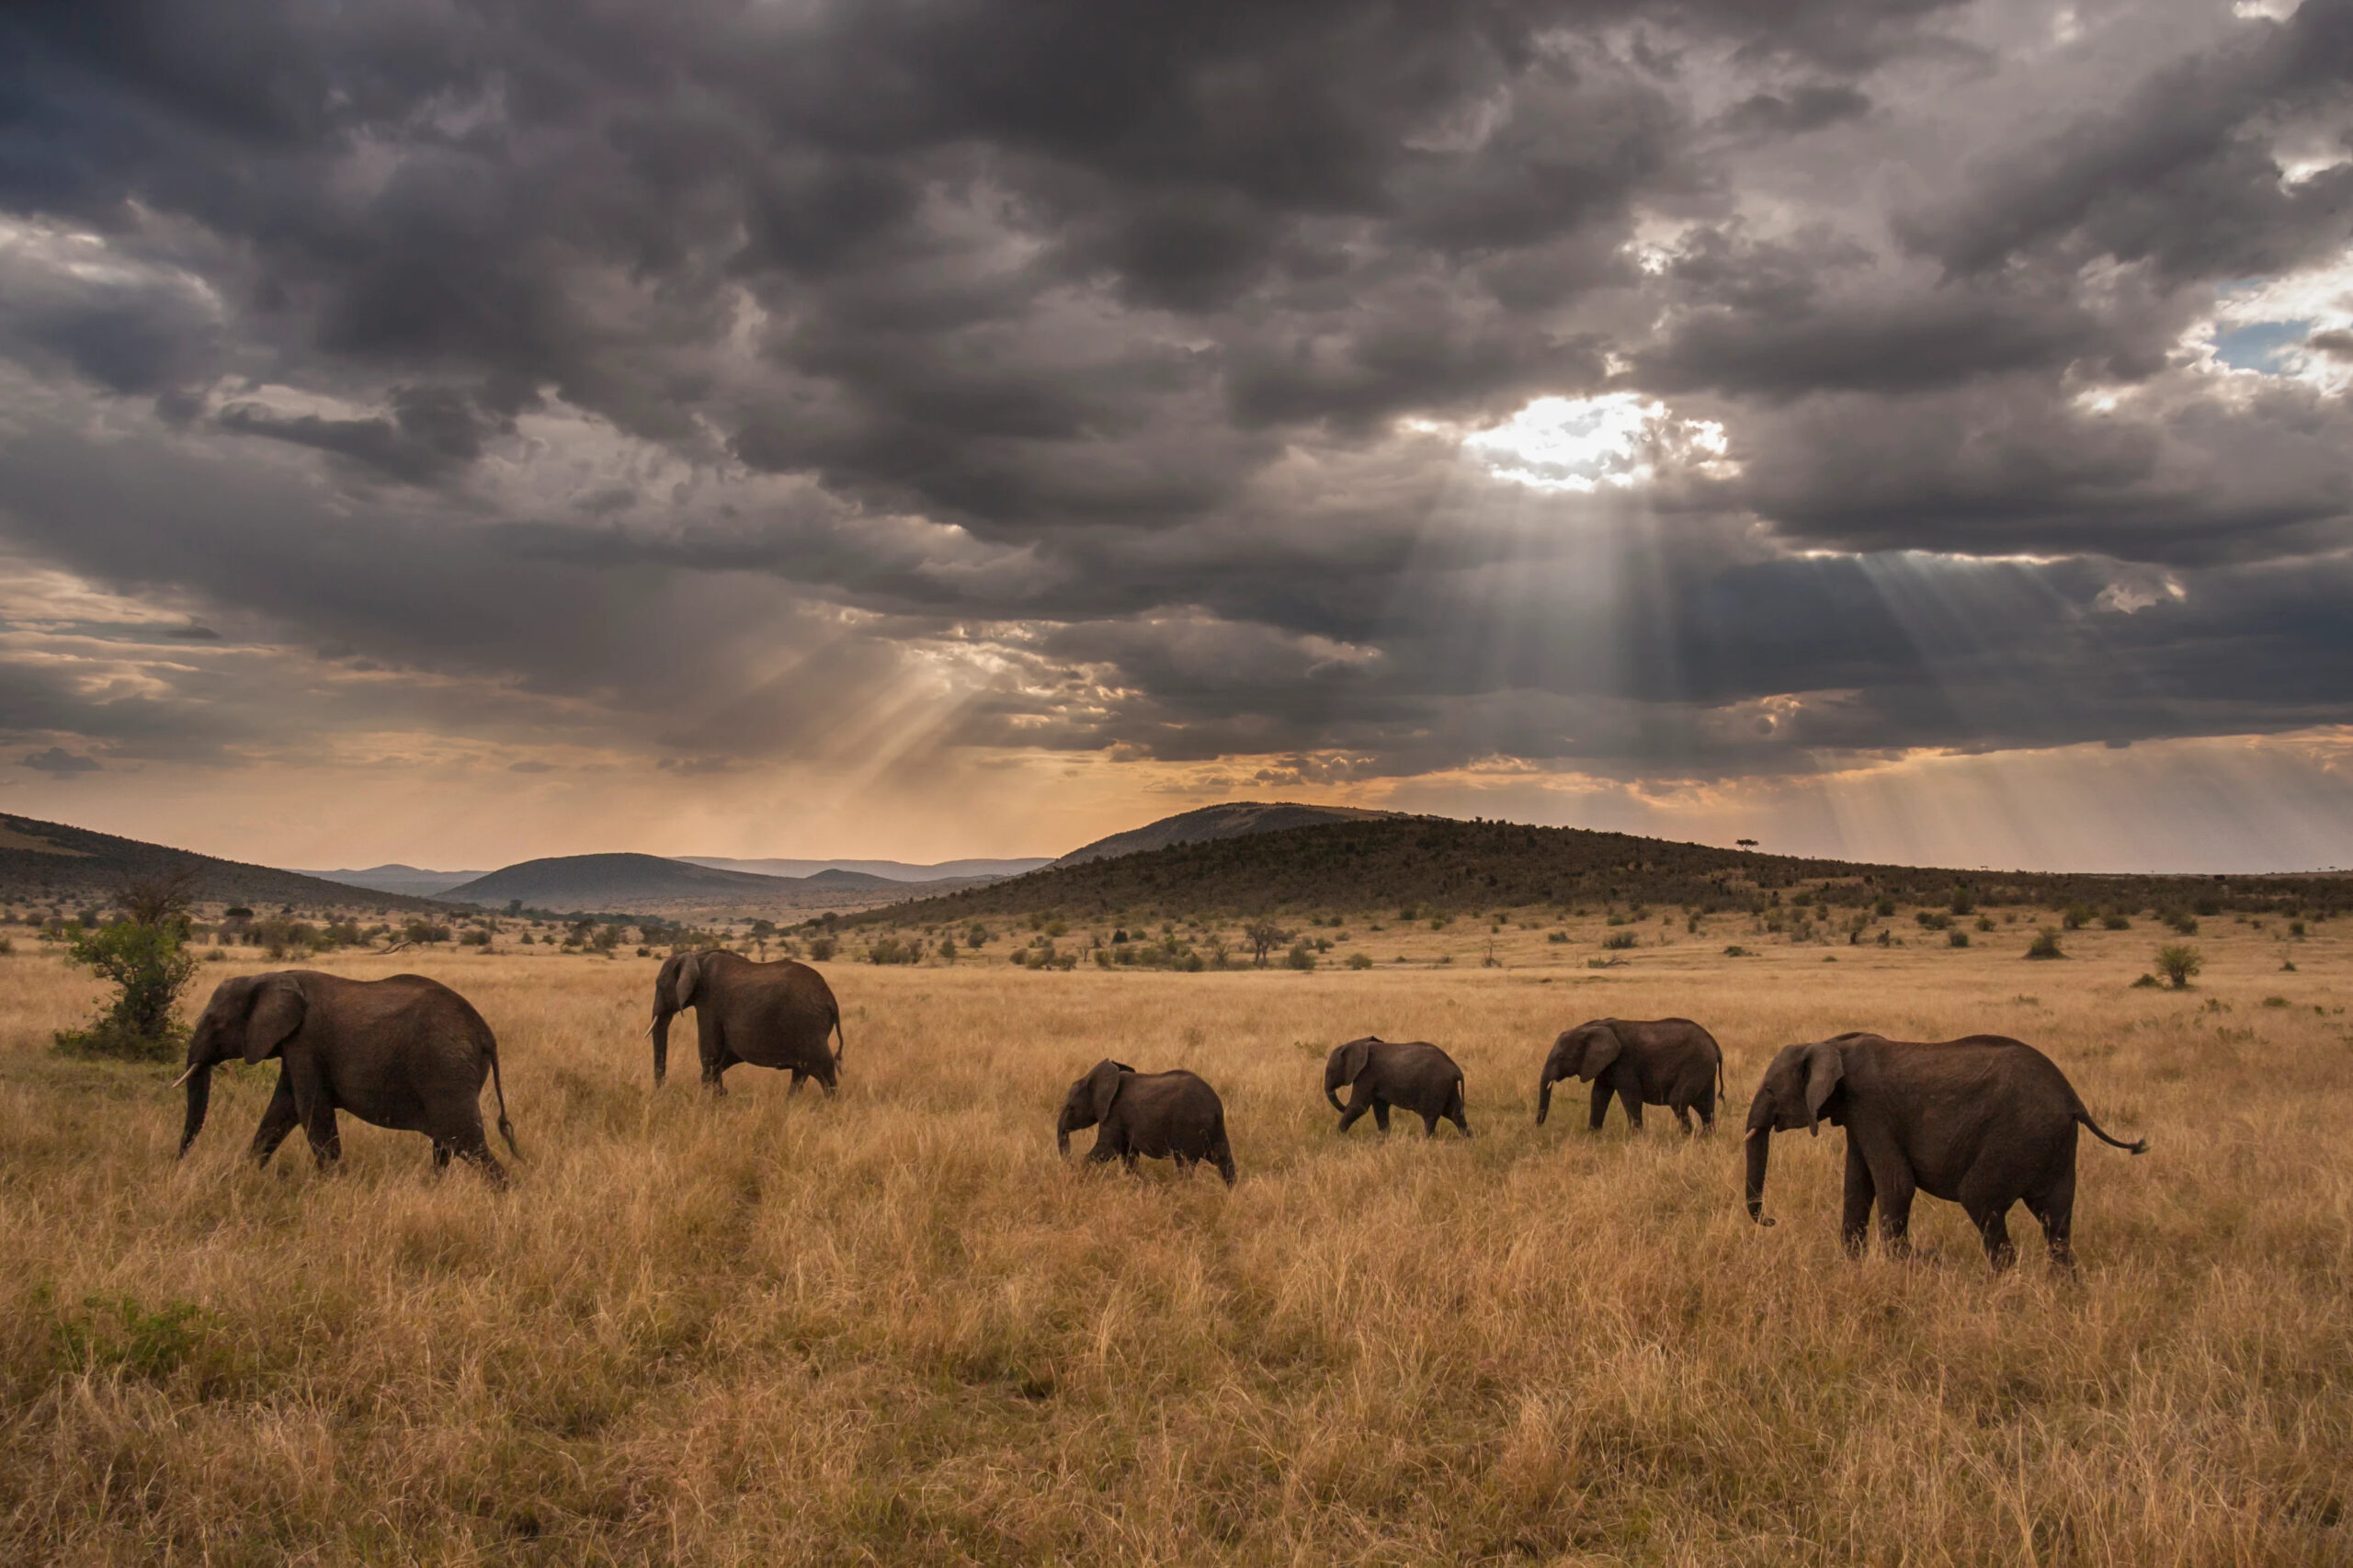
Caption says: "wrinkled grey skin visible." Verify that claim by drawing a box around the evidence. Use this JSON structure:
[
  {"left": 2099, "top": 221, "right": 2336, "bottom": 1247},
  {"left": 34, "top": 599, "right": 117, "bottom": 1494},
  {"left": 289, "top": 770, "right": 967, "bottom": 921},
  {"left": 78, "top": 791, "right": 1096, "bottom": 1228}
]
[
  {"left": 177, "top": 971, "right": 517, "bottom": 1183},
  {"left": 1057, "top": 1059, "right": 1235, "bottom": 1186},
  {"left": 1745, "top": 1032, "right": 2149, "bottom": 1269},
  {"left": 1324, "top": 1036, "right": 1471, "bottom": 1138},
  {"left": 1538, "top": 1017, "right": 1724, "bottom": 1133},
  {"left": 650, "top": 950, "right": 842, "bottom": 1095}
]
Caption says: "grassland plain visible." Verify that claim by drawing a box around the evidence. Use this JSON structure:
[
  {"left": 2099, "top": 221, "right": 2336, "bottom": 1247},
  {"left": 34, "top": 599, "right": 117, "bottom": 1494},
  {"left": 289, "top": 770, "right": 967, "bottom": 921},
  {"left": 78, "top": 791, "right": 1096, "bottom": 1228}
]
[{"left": 1, "top": 915, "right": 2348, "bottom": 1565}]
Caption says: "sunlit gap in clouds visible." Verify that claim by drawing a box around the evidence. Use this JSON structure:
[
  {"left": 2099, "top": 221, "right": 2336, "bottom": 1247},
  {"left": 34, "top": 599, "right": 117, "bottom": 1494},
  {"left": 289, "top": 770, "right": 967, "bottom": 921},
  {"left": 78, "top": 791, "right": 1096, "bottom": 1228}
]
[{"left": 1372, "top": 392, "right": 1737, "bottom": 784}]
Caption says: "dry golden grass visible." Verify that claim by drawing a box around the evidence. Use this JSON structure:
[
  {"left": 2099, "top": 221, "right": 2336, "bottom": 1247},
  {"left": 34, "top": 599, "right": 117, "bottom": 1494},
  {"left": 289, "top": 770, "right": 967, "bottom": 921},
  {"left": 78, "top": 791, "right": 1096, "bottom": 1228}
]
[{"left": 2, "top": 913, "right": 2348, "bottom": 1564}]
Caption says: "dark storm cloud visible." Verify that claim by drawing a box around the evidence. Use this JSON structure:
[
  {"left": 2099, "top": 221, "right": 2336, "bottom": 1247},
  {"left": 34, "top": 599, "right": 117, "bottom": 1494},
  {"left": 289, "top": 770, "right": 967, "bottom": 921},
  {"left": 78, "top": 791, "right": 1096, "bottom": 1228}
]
[
  {"left": 20, "top": 746, "right": 102, "bottom": 774},
  {"left": 0, "top": 0, "right": 2348, "bottom": 786}
]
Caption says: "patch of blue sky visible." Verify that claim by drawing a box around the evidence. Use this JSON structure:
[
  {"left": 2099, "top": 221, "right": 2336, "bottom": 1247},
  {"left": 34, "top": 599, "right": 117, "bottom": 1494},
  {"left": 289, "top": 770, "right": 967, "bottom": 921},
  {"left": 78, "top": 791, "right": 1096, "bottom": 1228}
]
[{"left": 2208, "top": 317, "right": 2314, "bottom": 371}]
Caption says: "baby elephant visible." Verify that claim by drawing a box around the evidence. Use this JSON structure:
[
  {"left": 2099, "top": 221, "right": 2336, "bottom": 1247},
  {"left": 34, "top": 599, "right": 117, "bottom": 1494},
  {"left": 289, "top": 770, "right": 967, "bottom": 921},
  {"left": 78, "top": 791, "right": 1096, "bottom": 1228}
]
[
  {"left": 176, "top": 971, "right": 518, "bottom": 1184},
  {"left": 1538, "top": 1017, "right": 1724, "bottom": 1133},
  {"left": 1057, "top": 1060, "right": 1236, "bottom": 1186},
  {"left": 1325, "top": 1036, "right": 1471, "bottom": 1138},
  {"left": 1745, "top": 1031, "right": 2148, "bottom": 1269}
]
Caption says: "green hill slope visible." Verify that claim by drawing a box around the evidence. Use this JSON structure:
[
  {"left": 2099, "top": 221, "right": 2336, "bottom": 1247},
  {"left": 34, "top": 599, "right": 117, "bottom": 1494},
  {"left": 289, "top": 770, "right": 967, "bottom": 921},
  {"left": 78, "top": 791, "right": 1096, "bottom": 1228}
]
[
  {"left": 854, "top": 814, "right": 2352, "bottom": 926},
  {"left": 0, "top": 814, "right": 457, "bottom": 915}
]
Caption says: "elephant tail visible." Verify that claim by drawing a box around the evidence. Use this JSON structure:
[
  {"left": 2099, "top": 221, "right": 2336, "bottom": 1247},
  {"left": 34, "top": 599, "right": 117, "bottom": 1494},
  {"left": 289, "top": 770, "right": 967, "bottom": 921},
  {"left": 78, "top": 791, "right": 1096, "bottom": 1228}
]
[
  {"left": 486, "top": 1031, "right": 520, "bottom": 1160},
  {"left": 1716, "top": 1052, "right": 1725, "bottom": 1106},
  {"left": 831, "top": 1005, "right": 846, "bottom": 1065},
  {"left": 2075, "top": 1108, "right": 2147, "bottom": 1154}
]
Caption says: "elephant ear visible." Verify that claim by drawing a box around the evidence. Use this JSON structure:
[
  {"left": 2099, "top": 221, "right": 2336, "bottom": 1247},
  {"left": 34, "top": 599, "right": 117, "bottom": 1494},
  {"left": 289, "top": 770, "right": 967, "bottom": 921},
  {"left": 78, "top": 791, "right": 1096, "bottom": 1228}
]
[
  {"left": 1341, "top": 1037, "right": 1374, "bottom": 1085},
  {"left": 1086, "top": 1059, "right": 1129, "bottom": 1123},
  {"left": 1801, "top": 1040, "right": 1846, "bottom": 1131},
  {"left": 1576, "top": 1025, "right": 1623, "bottom": 1082},
  {"left": 672, "top": 952, "right": 703, "bottom": 1008},
  {"left": 244, "top": 975, "right": 306, "bottom": 1064}
]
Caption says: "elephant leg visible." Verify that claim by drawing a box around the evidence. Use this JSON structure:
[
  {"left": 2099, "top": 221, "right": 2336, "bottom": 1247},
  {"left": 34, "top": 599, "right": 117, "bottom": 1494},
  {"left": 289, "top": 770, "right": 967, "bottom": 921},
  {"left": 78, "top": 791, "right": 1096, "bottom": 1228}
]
[
  {"left": 1372, "top": 1100, "right": 1392, "bottom": 1134},
  {"left": 1875, "top": 1169, "right": 1918, "bottom": 1258},
  {"left": 1449, "top": 1096, "right": 1471, "bottom": 1140},
  {"left": 248, "top": 1075, "right": 301, "bottom": 1168},
  {"left": 1336, "top": 1097, "right": 1371, "bottom": 1133},
  {"left": 1696, "top": 1086, "right": 1717, "bottom": 1133},
  {"left": 301, "top": 1101, "right": 342, "bottom": 1170},
  {"left": 1840, "top": 1138, "right": 1877, "bottom": 1257},
  {"left": 1618, "top": 1086, "right": 1643, "bottom": 1131},
  {"left": 788, "top": 1070, "right": 807, "bottom": 1097},
  {"left": 698, "top": 1014, "right": 728, "bottom": 1096},
  {"left": 1420, "top": 1111, "right": 1439, "bottom": 1137},
  {"left": 1587, "top": 1080, "right": 1611, "bottom": 1131},
  {"left": 1213, "top": 1142, "right": 1236, "bottom": 1187},
  {"left": 1959, "top": 1166, "right": 2022, "bottom": 1269},
  {"left": 1671, "top": 1103, "right": 1696, "bottom": 1135},
  {"left": 433, "top": 1142, "right": 452, "bottom": 1170},
  {"left": 450, "top": 1132, "right": 508, "bottom": 1187},
  {"left": 2026, "top": 1164, "right": 2077, "bottom": 1270}
]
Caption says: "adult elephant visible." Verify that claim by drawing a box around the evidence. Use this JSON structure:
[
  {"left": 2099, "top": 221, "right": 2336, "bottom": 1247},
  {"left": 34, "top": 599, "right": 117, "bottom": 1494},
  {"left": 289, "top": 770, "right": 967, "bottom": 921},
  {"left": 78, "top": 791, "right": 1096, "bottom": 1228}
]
[
  {"left": 175, "top": 971, "right": 518, "bottom": 1183},
  {"left": 1056, "top": 1059, "right": 1236, "bottom": 1186},
  {"left": 1745, "top": 1032, "right": 2149, "bottom": 1269},
  {"left": 1324, "top": 1036, "right": 1471, "bottom": 1138},
  {"left": 1537, "top": 1017, "right": 1724, "bottom": 1133},
  {"left": 649, "top": 949, "right": 843, "bottom": 1095}
]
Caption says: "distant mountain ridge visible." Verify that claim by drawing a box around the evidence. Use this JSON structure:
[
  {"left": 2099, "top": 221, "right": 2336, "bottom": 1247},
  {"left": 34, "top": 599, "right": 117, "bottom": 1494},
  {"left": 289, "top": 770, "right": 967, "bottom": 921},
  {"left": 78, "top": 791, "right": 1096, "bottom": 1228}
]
[
  {"left": 298, "top": 864, "right": 488, "bottom": 897},
  {"left": 1052, "top": 801, "right": 1401, "bottom": 868}
]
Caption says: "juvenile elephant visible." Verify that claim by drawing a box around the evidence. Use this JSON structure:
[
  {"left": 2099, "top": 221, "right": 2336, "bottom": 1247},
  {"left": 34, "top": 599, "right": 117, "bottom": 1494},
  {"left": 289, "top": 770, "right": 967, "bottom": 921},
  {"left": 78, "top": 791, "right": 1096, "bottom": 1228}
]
[
  {"left": 1324, "top": 1036, "right": 1471, "bottom": 1138},
  {"left": 1745, "top": 1031, "right": 2149, "bottom": 1269},
  {"left": 1056, "top": 1060, "right": 1235, "bottom": 1185},
  {"left": 1537, "top": 1017, "right": 1724, "bottom": 1133},
  {"left": 176, "top": 971, "right": 518, "bottom": 1183},
  {"left": 649, "top": 949, "right": 843, "bottom": 1095}
]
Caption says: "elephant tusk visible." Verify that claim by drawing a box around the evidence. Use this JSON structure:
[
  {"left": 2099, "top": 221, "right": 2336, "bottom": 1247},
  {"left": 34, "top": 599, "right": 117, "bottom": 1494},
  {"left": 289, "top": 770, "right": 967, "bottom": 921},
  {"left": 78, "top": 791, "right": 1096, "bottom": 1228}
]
[
  {"left": 1743, "top": 1126, "right": 1762, "bottom": 1140},
  {"left": 170, "top": 1063, "right": 199, "bottom": 1089},
  {"left": 643, "top": 1022, "right": 656, "bottom": 1039}
]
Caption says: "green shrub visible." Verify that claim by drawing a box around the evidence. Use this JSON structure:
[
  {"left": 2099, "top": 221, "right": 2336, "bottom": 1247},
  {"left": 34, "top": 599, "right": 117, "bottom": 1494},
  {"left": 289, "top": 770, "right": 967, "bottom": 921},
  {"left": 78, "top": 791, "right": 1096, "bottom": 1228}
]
[
  {"left": 1600, "top": 930, "right": 1639, "bottom": 950},
  {"left": 1284, "top": 940, "right": 1316, "bottom": 971},
  {"left": 805, "top": 936, "right": 837, "bottom": 962},
  {"left": 1347, "top": 951, "right": 1374, "bottom": 970},
  {"left": 1948, "top": 929, "right": 1970, "bottom": 949},
  {"left": 2102, "top": 914, "right": 2131, "bottom": 930},
  {"left": 2025, "top": 928, "right": 2065, "bottom": 960},
  {"left": 2164, "top": 910, "right": 2200, "bottom": 936},
  {"left": 2062, "top": 904, "right": 2092, "bottom": 930},
  {"left": 2154, "top": 944, "right": 2201, "bottom": 988}
]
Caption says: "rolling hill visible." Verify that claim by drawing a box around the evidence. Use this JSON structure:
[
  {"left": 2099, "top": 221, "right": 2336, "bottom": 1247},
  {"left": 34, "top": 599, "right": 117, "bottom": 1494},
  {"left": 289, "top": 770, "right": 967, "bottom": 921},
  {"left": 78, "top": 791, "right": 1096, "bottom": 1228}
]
[
  {"left": 681, "top": 855, "right": 1050, "bottom": 881},
  {"left": 854, "top": 812, "right": 2353, "bottom": 927},
  {"left": 0, "top": 814, "right": 459, "bottom": 915},
  {"left": 440, "top": 853, "right": 1004, "bottom": 917},
  {"left": 1051, "top": 801, "right": 1401, "bottom": 867}
]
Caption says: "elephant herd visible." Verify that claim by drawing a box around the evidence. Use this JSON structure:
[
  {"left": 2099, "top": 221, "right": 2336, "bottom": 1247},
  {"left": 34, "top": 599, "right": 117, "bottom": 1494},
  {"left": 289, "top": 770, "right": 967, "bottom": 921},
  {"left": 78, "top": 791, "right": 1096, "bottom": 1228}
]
[{"left": 170, "top": 952, "right": 2149, "bottom": 1271}]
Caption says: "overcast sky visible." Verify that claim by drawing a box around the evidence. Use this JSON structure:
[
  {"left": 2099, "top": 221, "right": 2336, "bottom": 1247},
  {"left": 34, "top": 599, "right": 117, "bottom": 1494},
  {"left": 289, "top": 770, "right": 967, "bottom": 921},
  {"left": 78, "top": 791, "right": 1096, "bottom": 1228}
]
[{"left": 2, "top": 0, "right": 2350, "bottom": 870}]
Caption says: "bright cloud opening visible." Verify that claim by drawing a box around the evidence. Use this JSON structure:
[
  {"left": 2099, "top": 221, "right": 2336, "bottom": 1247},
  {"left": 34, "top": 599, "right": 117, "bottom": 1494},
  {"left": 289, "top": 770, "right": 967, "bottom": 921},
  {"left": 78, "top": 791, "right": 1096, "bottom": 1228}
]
[{"left": 1460, "top": 394, "right": 1734, "bottom": 494}]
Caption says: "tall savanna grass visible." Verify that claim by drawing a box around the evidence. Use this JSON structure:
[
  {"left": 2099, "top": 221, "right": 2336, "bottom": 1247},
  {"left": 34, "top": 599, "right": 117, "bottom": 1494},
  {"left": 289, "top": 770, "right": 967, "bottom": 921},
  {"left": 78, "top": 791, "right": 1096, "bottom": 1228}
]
[{"left": 2, "top": 916, "right": 2347, "bottom": 1563}]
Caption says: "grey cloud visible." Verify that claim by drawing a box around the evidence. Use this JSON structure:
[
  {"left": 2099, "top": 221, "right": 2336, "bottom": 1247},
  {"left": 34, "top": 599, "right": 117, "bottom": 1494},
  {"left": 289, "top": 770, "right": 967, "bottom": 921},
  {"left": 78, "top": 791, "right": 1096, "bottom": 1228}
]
[
  {"left": 0, "top": 0, "right": 2348, "bottom": 795},
  {"left": 20, "top": 745, "right": 101, "bottom": 774}
]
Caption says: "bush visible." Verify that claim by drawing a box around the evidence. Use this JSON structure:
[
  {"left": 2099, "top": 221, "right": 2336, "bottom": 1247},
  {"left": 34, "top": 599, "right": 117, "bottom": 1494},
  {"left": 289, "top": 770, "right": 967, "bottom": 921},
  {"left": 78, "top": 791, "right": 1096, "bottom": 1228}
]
[
  {"left": 2025, "top": 928, "right": 2065, "bottom": 960},
  {"left": 868, "top": 936, "right": 921, "bottom": 965},
  {"left": 1546, "top": 930, "right": 1569, "bottom": 944},
  {"left": 1600, "top": 930, "right": 1639, "bottom": 950},
  {"left": 1284, "top": 939, "right": 1316, "bottom": 971},
  {"left": 805, "top": 936, "right": 837, "bottom": 962},
  {"left": 2164, "top": 910, "right": 2200, "bottom": 936},
  {"left": 1948, "top": 929, "right": 1970, "bottom": 949},
  {"left": 1915, "top": 911, "right": 1950, "bottom": 931},
  {"left": 2062, "top": 904, "right": 2093, "bottom": 930},
  {"left": 1347, "top": 951, "right": 1374, "bottom": 970},
  {"left": 2154, "top": 944, "right": 2202, "bottom": 988},
  {"left": 2102, "top": 914, "right": 2131, "bottom": 930},
  {"left": 1722, "top": 945, "right": 1750, "bottom": 957}
]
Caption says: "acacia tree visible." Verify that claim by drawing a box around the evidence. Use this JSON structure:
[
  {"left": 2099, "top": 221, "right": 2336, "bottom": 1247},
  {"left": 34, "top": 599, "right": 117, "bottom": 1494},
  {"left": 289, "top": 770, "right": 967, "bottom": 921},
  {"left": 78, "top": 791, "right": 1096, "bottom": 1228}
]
[
  {"left": 56, "top": 870, "right": 200, "bottom": 1062},
  {"left": 1242, "top": 916, "right": 1291, "bottom": 969}
]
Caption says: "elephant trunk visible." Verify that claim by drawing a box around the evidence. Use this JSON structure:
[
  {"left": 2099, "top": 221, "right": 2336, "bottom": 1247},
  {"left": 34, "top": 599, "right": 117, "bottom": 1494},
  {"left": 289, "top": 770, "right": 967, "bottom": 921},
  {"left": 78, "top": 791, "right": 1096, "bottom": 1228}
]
[
  {"left": 1056, "top": 1109, "right": 1074, "bottom": 1158},
  {"left": 649, "top": 1006, "right": 675, "bottom": 1085},
  {"left": 1744, "top": 1096, "right": 1775, "bottom": 1225},
  {"left": 1536, "top": 1066, "right": 1556, "bottom": 1126},
  {"left": 178, "top": 1059, "right": 214, "bottom": 1157}
]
